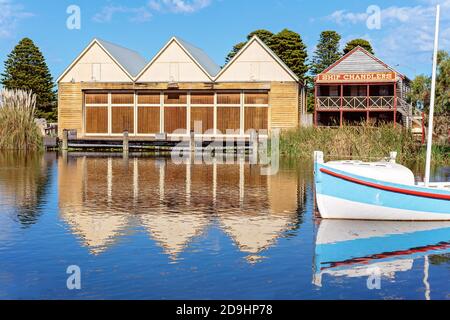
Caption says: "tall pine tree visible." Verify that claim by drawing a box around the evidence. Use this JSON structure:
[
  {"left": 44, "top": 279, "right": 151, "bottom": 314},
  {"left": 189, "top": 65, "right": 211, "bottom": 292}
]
[
  {"left": 270, "top": 29, "right": 308, "bottom": 81},
  {"left": 1, "top": 38, "right": 56, "bottom": 121},
  {"left": 310, "top": 30, "right": 342, "bottom": 76}
]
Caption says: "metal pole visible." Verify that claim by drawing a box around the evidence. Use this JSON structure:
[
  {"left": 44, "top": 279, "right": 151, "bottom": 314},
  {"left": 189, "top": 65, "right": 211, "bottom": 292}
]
[{"left": 425, "top": 5, "right": 440, "bottom": 186}]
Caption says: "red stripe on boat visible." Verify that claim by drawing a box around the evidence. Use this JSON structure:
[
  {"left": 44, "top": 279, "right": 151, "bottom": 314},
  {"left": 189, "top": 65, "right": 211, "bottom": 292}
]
[{"left": 320, "top": 168, "right": 450, "bottom": 201}]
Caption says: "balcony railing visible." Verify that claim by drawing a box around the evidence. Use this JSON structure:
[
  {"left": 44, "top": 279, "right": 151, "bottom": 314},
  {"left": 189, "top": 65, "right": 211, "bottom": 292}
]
[{"left": 316, "top": 96, "right": 396, "bottom": 110}]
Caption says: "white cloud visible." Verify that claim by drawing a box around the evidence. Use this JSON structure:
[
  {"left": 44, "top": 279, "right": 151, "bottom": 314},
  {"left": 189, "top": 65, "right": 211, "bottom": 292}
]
[
  {"left": 149, "top": 0, "right": 212, "bottom": 13},
  {"left": 0, "top": 0, "right": 33, "bottom": 38},
  {"left": 93, "top": 5, "right": 152, "bottom": 23},
  {"left": 93, "top": 0, "right": 212, "bottom": 23},
  {"left": 328, "top": 10, "right": 368, "bottom": 25}
]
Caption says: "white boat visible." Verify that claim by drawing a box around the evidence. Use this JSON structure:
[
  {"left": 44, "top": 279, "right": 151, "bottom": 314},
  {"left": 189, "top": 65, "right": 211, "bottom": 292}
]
[{"left": 313, "top": 5, "right": 450, "bottom": 221}]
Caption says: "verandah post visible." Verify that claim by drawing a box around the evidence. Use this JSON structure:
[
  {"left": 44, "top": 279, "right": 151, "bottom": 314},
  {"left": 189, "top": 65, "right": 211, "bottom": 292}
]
[
  {"left": 366, "top": 84, "right": 370, "bottom": 124},
  {"left": 314, "top": 84, "right": 318, "bottom": 127},
  {"left": 393, "top": 81, "right": 397, "bottom": 128},
  {"left": 340, "top": 84, "right": 343, "bottom": 127}
]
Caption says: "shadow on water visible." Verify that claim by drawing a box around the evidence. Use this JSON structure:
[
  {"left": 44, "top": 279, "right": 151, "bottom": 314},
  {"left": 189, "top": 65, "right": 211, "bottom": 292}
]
[{"left": 0, "top": 151, "right": 56, "bottom": 227}]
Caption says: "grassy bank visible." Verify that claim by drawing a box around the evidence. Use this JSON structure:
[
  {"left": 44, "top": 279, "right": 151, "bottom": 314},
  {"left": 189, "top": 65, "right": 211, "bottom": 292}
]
[
  {"left": 0, "top": 89, "right": 42, "bottom": 150},
  {"left": 280, "top": 124, "right": 449, "bottom": 165}
]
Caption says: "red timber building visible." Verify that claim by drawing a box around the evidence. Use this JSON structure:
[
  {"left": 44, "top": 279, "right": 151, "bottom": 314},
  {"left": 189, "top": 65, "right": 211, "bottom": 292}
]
[{"left": 314, "top": 46, "right": 418, "bottom": 128}]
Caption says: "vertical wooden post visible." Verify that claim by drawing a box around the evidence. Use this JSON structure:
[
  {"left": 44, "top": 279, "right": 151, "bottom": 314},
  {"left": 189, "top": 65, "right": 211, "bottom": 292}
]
[
  {"left": 314, "top": 85, "right": 318, "bottom": 127},
  {"left": 366, "top": 84, "right": 370, "bottom": 124},
  {"left": 62, "top": 129, "right": 68, "bottom": 151},
  {"left": 340, "top": 84, "right": 343, "bottom": 127},
  {"left": 190, "top": 131, "right": 195, "bottom": 152},
  {"left": 393, "top": 81, "right": 397, "bottom": 128},
  {"left": 123, "top": 130, "right": 129, "bottom": 153},
  {"left": 250, "top": 130, "right": 258, "bottom": 164}
]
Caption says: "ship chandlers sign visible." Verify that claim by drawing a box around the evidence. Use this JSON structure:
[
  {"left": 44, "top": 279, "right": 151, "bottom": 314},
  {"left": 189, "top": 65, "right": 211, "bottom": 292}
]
[{"left": 316, "top": 72, "right": 397, "bottom": 83}]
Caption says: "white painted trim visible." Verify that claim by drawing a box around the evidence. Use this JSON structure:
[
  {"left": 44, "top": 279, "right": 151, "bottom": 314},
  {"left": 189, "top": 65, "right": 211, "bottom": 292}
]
[
  {"left": 133, "top": 91, "right": 138, "bottom": 137},
  {"left": 213, "top": 92, "right": 218, "bottom": 135},
  {"left": 240, "top": 91, "right": 244, "bottom": 136},
  {"left": 160, "top": 91, "right": 164, "bottom": 134},
  {"left": 187, "top": 90, "right": 191, "bottom": 133},
  {"left": 108, "top": 92, "right": 112, "bottom": 134},
  {"left": 214, "top": 35, "right": 299, "bottom": 82}
]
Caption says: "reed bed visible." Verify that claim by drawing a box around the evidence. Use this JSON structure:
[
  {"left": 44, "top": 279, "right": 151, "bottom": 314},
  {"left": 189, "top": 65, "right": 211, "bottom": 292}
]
[
  {"left": 0, "top": 89, "right": 42, "bottom": 150},
  {"left": 280, "top": 124, "right": 449, "bottom": 165}
]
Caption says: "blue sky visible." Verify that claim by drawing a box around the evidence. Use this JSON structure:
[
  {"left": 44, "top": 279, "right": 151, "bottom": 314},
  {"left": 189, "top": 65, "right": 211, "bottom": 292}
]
[{"left": 0, "top": 0, "right": 449, "bottom": 81}]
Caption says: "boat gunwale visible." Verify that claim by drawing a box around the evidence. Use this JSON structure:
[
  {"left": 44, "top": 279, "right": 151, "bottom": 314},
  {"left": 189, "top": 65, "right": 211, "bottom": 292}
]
[{"left": 319, "top": 167, "right": 450, "bottom": 201}]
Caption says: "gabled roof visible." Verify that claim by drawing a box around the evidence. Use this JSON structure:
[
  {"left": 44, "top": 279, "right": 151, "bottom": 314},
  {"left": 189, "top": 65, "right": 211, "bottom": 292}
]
[
  {"left": 215, "top": 35, "right": 300, "bottom": 82},
  {"left": 56, "top": 38, "right": 147, "bottom": 82},
  {"left": 96, "top": 39, "right": 147, "bottom": 77},
  {"left": 319, "top": 46, "right": 406, "bottom": 79},
  {"left": 135, "top": 36, "right": 220, "bottom": 81},
  {"left": 175, "top": 37, "right": 221, "bottom": 77}
]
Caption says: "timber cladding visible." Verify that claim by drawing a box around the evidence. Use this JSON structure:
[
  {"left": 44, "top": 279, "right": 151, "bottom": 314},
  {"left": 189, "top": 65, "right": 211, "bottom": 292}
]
[
  {"left": 58, "top": 81, "right": 300, "bottom": 138},
  {"left": 269, "top": 82, "right": 299, "bottom": 129},
  {"left": 58, "top": 83, "right": 83, "bottom": 137}
]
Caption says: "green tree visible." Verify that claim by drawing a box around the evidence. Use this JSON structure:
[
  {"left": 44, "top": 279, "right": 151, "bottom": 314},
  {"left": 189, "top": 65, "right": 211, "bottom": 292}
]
[
  {"left": 310, "top": 30, "right": 342, "bottom": 76},
  {"left": 408, "top": 75, "right": 431, "bottom": 111},
  {"left": 225, "top": 29, "right": 309, "bottom": 81},
  {"left": 266, "top": 29, "right": 309, "bottom": 81},
  {"left": 408, "top": 50, "right": 450, "bottom": 115},
  {"left": 1, "top": 38, "right": 56, "bottom": 121},
  {"left": 343, "top": 38, "right": 374, "bottom": 55},
  {"left": 436, "top": 50, "right": 450, "bottom": 114}
]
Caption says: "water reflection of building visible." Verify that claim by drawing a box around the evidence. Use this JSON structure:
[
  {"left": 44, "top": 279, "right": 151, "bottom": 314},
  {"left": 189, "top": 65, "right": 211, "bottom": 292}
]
[
  {"left": 58, "top": 157, "right": 131, "bottom": 255},
  {"left": 58, "top": 155, "right": 304, "bottom": 260},
  {"left": 313, "top": 220, "right": 450, "bottom": 289}
]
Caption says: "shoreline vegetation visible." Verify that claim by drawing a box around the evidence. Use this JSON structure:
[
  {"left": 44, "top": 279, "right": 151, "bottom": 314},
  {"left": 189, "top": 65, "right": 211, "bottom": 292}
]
[
  {"left": 280, "top": 124, "right": 449, "bottom": 165},
  {"left": 0, "top": 89, "right": 43, "bottom": 150}
]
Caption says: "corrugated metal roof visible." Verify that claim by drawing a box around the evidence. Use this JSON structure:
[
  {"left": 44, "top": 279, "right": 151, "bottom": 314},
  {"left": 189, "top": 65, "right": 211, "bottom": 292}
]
[
  {"left": 174, "top": 37, "right": 221, "bottom": 77},
  {"left": 97, "top": 38, "right": 147, "bottom": 77},
  {"left": 327, "top": 50, "right": 391, "bottom": 74}
]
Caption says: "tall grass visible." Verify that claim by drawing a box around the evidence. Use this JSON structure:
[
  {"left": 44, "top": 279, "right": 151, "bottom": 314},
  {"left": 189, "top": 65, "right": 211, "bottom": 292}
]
[
  {"left": 280, "top": 124, "right": 449, "bottom": 165},
  {"left": 0, "top": 89, "right": 42, "bottom": 150}
]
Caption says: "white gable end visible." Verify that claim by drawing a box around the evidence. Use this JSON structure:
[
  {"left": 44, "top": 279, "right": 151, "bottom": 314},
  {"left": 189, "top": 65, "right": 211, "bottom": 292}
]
[
  {"left": 216, "top": 41, "right": 294, "bottom": 82},
  {"left": 59, "top": 42, "right": 132, "bottom": 83},
  {"left": 137, "top": 41, "right": 211, "bottom": 82}
]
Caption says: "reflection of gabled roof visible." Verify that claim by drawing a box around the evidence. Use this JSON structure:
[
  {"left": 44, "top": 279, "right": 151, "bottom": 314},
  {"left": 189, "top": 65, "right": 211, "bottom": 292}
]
[
  {"left": 96, "top": 39, "right": 147, "bottom": 77},
  {"left": 175, "top": 37, "right": 221, "bottom": 77},
  {"left": 57, "top": 38, "right": 147, "bottom": 82}
]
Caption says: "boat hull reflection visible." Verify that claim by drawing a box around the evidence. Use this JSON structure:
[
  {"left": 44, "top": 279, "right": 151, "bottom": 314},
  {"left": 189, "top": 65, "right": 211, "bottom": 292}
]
[{"left": 313, "top": 220, "right": 450, "bottom": 287}]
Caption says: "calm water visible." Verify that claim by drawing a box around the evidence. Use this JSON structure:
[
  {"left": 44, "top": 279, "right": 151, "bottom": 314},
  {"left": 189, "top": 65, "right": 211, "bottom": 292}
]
[{"left": 0, "top": 151, "right": 449, "bottom": 300}]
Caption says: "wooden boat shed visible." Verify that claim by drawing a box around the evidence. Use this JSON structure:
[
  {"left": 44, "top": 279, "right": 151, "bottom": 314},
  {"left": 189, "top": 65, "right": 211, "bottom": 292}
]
[
  {"left": 57, "top": 36, "right": 304, "bottom": 140},
  {"left": 314, "top": 46, "right": 415, "bottom": 128}
]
